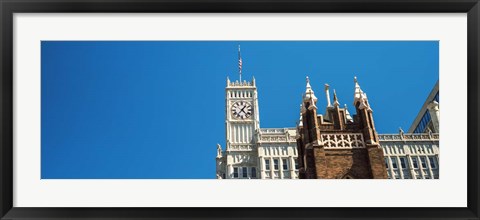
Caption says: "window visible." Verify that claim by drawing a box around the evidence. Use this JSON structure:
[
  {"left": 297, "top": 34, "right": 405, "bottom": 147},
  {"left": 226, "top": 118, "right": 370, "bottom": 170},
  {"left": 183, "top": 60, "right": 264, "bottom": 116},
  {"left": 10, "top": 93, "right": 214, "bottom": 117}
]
[
  {"left": 414, "top": 111, "right": 432, "bottom": 133},
  {"left": 233, "top": 167, "right": 239, "bottom": 178},
  {"left": 384, "top": 158, "right": 389, "bottom": 168},
  {"left": 222, "top": 173, "right": 226, "bottom": 179},
  {"left": 251, "top": 167, "right": 257, "bottom": 178},
  {"left": 242, "top": 167, "right": 248, "bottom": 178},
  {"left": 420, "top": 157, "right": 427, "bottom": 168},
  {"left": 295, "top": 160, "right": 299, "bottom": 170},
  {"left": 274, "top": 159, "right": 279, "bottom": 170},
  {"left": 391, "top": 157, "right": 398, "bottom": 169},
  {"left": 412, "top": 157, "right": 419, "bottom": 168},
  {"left": 282, "top": 159, "right": 288, "bottom": 170},
  {"left": 265, "top": 159, "right": 270, "bottom": 170},
  {"left": 429, "top": 157, "right": 437, "bottom": 169},
  {"left": 400, "top": 157, "right": 407, "bottom": 169}
]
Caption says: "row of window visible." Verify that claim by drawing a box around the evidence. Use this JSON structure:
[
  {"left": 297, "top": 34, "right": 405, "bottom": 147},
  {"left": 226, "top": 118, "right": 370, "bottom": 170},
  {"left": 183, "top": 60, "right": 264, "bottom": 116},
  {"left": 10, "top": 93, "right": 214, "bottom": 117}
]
[
  {"left": 264, "top": 171, "right": 295, "bottom": 179},
  {"left": 262, "top": 147, "right": 295, "bottom": 157},
  {"left": 383, "top": 145, "right": 436, "bottom": 155},
  {"left": 383, "top": 145, "right": 406, "bottom": 155},
  {"left": 264, "top": 158, "right": 299, "bottom": 171},
  {"left": 232, "top": 167, "right": 257, "bottom": 179},
  {"left": 388, "top": 169, "right": 439, "bottom": 179},
  {"left": 229, "top": 90, "right": 253, "bottom": 98},
  {"left": 385, "top": 156, "right": 437, "bottom": 170}
]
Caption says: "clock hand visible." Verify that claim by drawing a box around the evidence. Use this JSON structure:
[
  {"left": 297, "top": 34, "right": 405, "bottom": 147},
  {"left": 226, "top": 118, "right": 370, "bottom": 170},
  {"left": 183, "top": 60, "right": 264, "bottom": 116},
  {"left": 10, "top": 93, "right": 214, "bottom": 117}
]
[{"left": 240, "top": 106, "right": 247, "bottom": 113}]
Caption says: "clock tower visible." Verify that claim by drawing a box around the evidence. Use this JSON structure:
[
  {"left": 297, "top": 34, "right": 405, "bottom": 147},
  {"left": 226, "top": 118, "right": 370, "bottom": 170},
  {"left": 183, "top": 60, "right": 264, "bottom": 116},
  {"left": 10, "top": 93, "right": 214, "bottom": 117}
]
[
  {"left": 216, "top": 46, "right": 299, "bottom": 179},
  {"left": 216, "top": 77, "right": 260, "bottom": 179}
]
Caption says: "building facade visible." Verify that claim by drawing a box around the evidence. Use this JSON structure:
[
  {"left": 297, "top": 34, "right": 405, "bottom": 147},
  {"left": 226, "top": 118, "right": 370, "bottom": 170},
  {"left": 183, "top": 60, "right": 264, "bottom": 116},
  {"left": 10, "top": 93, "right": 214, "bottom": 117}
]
[
  {"left": 216, "top": 77, "right": 439, "bottom": 179},
  {"left": 380, "top": 132, "right": 439, "bottom": 179},
  {"left": 216, "top": 77, "right": 299, "bottom": 179},
  {"left": 256, "top": 128, "right": 299, "bottom": 179}
]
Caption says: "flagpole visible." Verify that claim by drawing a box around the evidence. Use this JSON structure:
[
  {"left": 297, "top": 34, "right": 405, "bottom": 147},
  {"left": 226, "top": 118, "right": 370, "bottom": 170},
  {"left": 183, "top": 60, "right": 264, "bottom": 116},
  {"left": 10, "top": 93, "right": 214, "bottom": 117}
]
[{"left": 238, "top": 45, "right": 242, "bottom": 82}]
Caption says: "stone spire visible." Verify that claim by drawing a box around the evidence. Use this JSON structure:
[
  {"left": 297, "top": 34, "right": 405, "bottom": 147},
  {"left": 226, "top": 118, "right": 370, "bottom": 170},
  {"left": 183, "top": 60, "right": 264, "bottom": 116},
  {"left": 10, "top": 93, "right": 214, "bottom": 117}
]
[
  {"left": 333, "top": 89, "right": 340, "bottom": 107},
  {"left": 344, "top": 104, "right": 353, "bottom": 122},
  {"left": 325, "top": 83, "right": 332, "bottom": 107},
  {"left": 303, "top": 76, "right": 318, "bottom": 109},
  {"left": 353, "top": 76, "right": 362, "bottom": 105},
  {"left": 353, "top": 76, "right": 371, "bottom": 110}
]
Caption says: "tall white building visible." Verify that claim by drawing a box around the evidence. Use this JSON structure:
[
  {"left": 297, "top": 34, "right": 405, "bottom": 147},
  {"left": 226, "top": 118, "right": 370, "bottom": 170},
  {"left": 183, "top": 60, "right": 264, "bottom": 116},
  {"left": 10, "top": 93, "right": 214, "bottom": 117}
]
[{"left": 216, "top": 77, "right": 299, "bottom": 179}]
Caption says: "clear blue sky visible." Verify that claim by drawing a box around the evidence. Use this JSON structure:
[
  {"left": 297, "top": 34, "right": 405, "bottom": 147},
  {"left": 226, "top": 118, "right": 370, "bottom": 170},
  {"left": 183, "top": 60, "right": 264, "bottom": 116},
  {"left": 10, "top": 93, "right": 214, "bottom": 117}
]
[{"left": 41, "top": 41, "right": 438, "bottom": 179}]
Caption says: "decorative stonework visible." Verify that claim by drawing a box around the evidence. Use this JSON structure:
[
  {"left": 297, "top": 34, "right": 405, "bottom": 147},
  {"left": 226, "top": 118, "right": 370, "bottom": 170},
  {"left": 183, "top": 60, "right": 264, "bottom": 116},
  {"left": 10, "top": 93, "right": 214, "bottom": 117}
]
[
  {"left": 228, "top": 145, "right": 254, "bottom": 151},
  {"left": 258, "top": 128, "right": 297, "bottom": 143},
  {"left": 260, "top": 128, "right": 288, "bottom": 134},
  {"left": 322, "top": 133, "right": 365, "bottom": 149},
  {"left": 228, "top": 80, "right": 254, "bottom": 87},
  {"left": 259, "top": 136, "right": 296, "bottom": 143}
]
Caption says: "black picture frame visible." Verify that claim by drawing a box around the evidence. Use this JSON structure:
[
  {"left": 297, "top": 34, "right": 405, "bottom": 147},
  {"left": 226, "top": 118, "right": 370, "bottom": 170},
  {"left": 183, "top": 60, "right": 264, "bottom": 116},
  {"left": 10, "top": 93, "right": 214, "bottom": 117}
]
[{"left": 1, "top": 0, "right": 479, "bottom": 219}]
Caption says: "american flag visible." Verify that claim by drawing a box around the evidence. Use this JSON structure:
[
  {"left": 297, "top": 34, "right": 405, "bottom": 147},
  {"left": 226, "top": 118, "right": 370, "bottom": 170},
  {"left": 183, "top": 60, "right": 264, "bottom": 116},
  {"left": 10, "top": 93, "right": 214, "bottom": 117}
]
[
  {"left": 239, "top": 57, "right": 242, "bottom": 74},
  {"left": 238, "top": 45, "right": 242, "bottom": 75}
]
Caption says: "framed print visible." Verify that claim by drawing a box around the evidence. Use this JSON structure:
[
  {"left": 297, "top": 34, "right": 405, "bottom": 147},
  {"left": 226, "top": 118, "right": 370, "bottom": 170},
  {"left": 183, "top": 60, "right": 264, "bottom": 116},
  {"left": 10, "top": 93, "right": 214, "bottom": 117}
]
[{"left": 1, "top": 0, "right": 479, "bottom": 219}]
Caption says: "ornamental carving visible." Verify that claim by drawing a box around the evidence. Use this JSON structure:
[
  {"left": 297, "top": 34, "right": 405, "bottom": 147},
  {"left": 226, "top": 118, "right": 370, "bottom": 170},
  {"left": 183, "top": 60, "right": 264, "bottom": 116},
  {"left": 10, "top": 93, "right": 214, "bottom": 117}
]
[
  {"left": 322, "top": 133, "right": 365, "bottom": 149},
  {"left": 228, "top": 145, "right": 253, "bottom": 151}
]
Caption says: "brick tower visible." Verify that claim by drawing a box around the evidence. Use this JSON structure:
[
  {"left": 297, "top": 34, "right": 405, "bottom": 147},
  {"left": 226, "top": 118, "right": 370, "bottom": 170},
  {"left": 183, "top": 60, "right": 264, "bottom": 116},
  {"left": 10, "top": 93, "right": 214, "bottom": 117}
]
[{"left": 296, "top": 77, "right": 388, "bottom": 179}]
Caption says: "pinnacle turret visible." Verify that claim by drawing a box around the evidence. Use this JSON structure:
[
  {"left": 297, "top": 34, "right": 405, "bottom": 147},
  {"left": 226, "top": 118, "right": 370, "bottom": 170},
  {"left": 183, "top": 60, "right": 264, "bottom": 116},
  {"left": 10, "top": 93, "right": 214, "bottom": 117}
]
[
  {"left": 353, "top": 76, "right": 371, "bottom": 110},
  {"left": 333, "top": 89, "right": 340, "bottom": 107},
  {"left": 303, "top": 76, "right": 318, "bottom": 109},
  {"left": 325, "top": 83, "right": 332, "bottom": 107}
]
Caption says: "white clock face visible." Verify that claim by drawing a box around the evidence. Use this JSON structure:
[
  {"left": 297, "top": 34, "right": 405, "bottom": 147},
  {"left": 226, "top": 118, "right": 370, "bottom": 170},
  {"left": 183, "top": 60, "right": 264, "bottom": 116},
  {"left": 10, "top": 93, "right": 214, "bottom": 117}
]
[{"left": 231, "top": 101, "right": 252, "bottom": 119}]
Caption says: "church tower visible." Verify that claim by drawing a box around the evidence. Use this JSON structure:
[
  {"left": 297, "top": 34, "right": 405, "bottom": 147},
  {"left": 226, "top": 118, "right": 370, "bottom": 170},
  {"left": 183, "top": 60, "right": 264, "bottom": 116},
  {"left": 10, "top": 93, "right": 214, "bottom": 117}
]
[{"left": 296, "top": 76, "right": 388, "bottom": 179}]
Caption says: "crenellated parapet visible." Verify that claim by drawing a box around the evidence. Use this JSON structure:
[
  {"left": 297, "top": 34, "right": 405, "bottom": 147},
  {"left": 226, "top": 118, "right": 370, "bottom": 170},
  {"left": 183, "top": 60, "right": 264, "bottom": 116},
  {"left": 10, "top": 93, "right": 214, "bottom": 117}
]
[{"left": 226, "top": 76, "right": 256, "bottom": 88}]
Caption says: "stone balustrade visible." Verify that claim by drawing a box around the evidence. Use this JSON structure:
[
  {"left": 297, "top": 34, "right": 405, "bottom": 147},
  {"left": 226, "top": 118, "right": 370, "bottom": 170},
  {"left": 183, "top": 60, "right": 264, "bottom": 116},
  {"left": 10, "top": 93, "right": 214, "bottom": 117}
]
[{"left": 378, "top": 133, "right": 439, "bottom": 141}]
